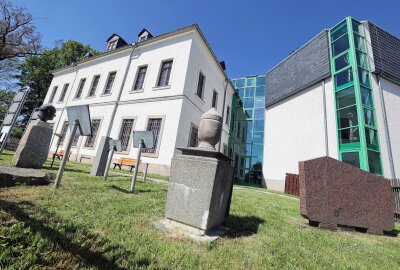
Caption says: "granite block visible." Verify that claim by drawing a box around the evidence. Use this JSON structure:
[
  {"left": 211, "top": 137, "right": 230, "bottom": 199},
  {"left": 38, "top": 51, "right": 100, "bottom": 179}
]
[{"left": 299, "top": 156, "right": 395, "bottom": 232}]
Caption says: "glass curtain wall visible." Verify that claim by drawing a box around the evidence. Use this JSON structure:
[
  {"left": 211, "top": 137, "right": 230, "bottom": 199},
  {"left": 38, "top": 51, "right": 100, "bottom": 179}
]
[
  {"left": 230, "top": 75, "right": 265, "bottom": 184},
  {"left": 329, "top": 17, "right": 382, "bottom": 174}
]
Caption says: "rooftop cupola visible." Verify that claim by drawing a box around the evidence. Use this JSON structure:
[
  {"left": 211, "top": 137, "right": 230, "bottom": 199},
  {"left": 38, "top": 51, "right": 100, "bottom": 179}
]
[
  {"left": 106, "top": 34, "right": 128, "bottom": 52},
  {"left": 138, "top": 28, "right": 153, "bottom": 42}
]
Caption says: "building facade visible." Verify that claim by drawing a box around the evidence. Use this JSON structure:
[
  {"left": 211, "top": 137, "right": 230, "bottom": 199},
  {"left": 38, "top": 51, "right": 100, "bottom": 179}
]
[
  {"left": 230, "top": 75, "right": 266, "bottom": 184},
  {"left": 264, "top": 17, "right": 400, "bottom": 191},
  {"left": 44, "top": 25, "right": 235, "bottom": 176}
]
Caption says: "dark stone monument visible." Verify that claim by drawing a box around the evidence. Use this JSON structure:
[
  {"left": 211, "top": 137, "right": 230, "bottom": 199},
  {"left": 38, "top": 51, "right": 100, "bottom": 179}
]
[
  {"left": 0, "top": 166, "right": 52, "bottom": 187},
  {"left": 299, "top": 156, "right": 395, "bottom": 234}
]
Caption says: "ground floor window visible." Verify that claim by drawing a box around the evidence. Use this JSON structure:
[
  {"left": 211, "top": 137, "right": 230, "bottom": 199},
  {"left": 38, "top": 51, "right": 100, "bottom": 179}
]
[
  {"left": 59, "top": 121, "right": 69, "bottom": 146},
  {"left": 118, "top": 119, "right": 135, "bottom": 152},
  {"left": 84, "top": 119, "right": 101, "bottom": 148},
  {"left": 143, "top": 118, "right": 163, "bottom": 154},
  {"left": 188, "top": 124, "right": 198, "bottom": 147}
]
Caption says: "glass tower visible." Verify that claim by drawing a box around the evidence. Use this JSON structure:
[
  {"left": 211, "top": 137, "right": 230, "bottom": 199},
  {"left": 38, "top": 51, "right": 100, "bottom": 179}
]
[{"left": 230, "top": 75, "right": 266, "bottom": 185}]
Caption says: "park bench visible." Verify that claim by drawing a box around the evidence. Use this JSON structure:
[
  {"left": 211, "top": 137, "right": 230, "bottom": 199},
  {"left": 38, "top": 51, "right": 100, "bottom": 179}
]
[
  {"left": 53, "top": 150, "right": 72, "bottom": 160},
  {"left": 113, "top": 157, "right": 139, "bottom": 172}
]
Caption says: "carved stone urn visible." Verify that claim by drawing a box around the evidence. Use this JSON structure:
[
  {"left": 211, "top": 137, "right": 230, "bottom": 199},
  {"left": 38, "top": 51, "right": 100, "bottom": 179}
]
[{"left": 197, "top": 108, "right": 222, "bottom": 150}]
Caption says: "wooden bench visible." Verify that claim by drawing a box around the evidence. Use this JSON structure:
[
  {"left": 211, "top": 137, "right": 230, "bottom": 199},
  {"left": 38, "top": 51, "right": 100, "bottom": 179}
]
[
  {"left": 113, "top": 157, "right": 139, "bottom": 172},
  {"left": 53, "top": 150, "right": 72, "bottom": 160}
]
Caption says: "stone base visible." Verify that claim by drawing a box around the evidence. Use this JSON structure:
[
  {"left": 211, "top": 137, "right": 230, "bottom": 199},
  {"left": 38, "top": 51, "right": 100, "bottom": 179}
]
[
  {"left": 0, "top": 166, "right": 53, "bottom": 187},
  {"left": 165, "top": 148, "right": 234, "bottom": 232},
  {"left": 154, "top": 219, "right": 228, "bottom": 243},
  {"left": 90, "top": 136, "right": 111, "bottom": 176},
  {"left": 12, "top": 121, "right": 52, "bottom": 168}
]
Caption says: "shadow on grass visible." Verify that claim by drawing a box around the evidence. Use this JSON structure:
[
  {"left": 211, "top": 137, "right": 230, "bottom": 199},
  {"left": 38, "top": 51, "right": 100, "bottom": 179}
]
[
  {"left": 0, "top": 199, "right": 148, "bottom": 269},
  {"left": 224, "top": 214, "right": 266, "bottom": 238},
  {"left": 107, "top": 185, "right": 131, "bottom": 194}
]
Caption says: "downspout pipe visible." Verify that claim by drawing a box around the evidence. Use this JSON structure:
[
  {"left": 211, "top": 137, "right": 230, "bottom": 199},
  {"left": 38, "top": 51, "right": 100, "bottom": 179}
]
[
  {"left": 377, "top": 75, "right": 396, "bottom": 179},
  {"left": 106, "top": 43, "right": 138, "bottom": 137}
]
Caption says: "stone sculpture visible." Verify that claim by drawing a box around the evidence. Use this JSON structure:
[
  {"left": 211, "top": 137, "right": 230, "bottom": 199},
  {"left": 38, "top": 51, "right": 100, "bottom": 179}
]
[
  {"left": 299, "top": 156, "right": 395, "bottom": 235},
  {"left": 12, "top": 104, "right": 56, "bottom": 168},
  {"left": 164, "top": 108, "right": 234, "bottom": 235}
]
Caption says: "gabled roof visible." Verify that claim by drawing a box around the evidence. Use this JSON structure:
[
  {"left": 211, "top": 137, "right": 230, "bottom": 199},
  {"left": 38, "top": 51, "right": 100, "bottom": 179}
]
[
  {"left": 106, "top": 33, "right": 128, "bottom": 45},
  {"left": 138, "top": 28, "right": 152, "bottom": 37}
]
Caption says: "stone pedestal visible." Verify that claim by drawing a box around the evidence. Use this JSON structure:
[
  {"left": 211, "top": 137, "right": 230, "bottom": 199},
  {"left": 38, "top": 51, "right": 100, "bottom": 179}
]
[
  {"left": 90, "top": 136, "right": 111, "bottom": 176},
  {"left": 12, "top": 120, "right": 53, "bottom": 168},
  {"left": 165, "top": 148, "right": 234, "bottom": 234},
  {"left": 299, "top": 156, "right": 395, "bottom": 233}
]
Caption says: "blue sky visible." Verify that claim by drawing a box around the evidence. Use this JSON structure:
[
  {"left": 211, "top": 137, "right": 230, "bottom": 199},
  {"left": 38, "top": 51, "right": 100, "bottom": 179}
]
[{"left": 14, "top": 0, "right": 400, "bottom": 78}]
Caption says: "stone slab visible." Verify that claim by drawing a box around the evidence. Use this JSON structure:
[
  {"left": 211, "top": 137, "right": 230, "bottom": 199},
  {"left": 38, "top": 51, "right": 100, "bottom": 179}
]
[
  {"left": 90, "top": 136, "right": 111, "bottom": 176},
  {"left": 165, "top": 150, "right": 234, "bottom": 232},
  {"left": 12, "top": 121, "right": 52, "bottom": 168},
  {"left": 299, "top": 156, "right": 395, "bottom": 232},
  {"left": 154, "top": 219, "right": 228, "bottom": 243},
  {"left": 0, "top": 166, "right": 52, "bottom": 187}
]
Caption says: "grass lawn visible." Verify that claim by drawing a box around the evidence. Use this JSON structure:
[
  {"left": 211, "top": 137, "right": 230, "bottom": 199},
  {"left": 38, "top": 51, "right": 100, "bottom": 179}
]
[{"left": 0, "top": 151, "right": 399, "bottom": 269}]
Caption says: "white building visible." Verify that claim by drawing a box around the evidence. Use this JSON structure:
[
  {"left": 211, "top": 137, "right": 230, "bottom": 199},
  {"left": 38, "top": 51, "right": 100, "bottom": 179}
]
[
  {"left": 44, "top": 25, "right": 235, "bottom": 176},
  {"left": 264, "top": 17, "right": 400, "bottom": 191}
]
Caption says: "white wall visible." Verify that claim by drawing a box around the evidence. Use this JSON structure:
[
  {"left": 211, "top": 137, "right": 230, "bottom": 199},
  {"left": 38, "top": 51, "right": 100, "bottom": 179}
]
[
  {"left": 372, "top": 75, "right": 400, "bottom": 179},
  {"left": 263, "top": 79, "right": 337, "bottom": 191}
]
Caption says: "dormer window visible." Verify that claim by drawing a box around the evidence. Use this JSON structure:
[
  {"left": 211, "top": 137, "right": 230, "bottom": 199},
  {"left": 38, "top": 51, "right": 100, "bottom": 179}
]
[
  {"left": 107, "top": 40, "right": 117, "bottom": 51},
  {"left": 106, "top": 34, "right": 128, "bottom": 52},
  {"left": 137, "top": 28, "right": 153, "bottom": 42}
]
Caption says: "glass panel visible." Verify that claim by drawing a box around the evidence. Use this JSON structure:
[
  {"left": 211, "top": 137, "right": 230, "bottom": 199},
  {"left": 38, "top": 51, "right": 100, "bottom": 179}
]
[
  {"left": 356, "top": 51, "right": 368, "bottom": 69},
  {"left": 246, "top": 78, "right": 255, "bottom": 87},
  {"left": 253, "top": 132, "right": 263, "bottom": 144},
  {"left": 244, "top": 98, "right": 254, "bottom": 109},
  {"left": 253, "top": 108, "right": 264, "bottom": 119},
  {"left": 245, "top": 109, "right": 253, "bottom": 119},
  {"left": 336, "top": 87, "right": 356, "bottom": 109},
  {"left": 246, "top": 132, "right": 253, "bottom": 144},
  {"left": 368, "top": 150, "right": 382, "bottom": 174},
  {"left": 238, "top": 88, "right": 245, "bottom": 97},
  {"left": 365, "top": 128, "right": 378, "bottom": 147},
  {"left": 338, "top": 105, "right": 358, "bottom": 128},
  {"left": 252, "top": 145, "right": 263, "bottom": 157},
  {"left": 256, "top": 76, "right": 265, "bottom": 85},
  {"left": 247, "top": 120, "right": 253, "bottom": 131},
  {"left": 334, "top": 53, "right": 350, "bottom": 71},
  {"left": 254, "top": 97, "right": 265, "bottom": 108},
  {"left": 245, "top": 87, "right": 255, "bottom": 97},
  {"left": 342, "top": 152, "right": 360, "bottom": 168},
  {"left": 253, "top": 120, "right": 264, "bottom": 131},
  {"left": 352, "top": 20, "right": 363, "bottom": 36},
  {"left": 335, "top": 68, "right": 353, "bottom": 88},
  {"left": 361, "top": 87, "right": 373, "bottom": 107},
  {"left": 354, "top": 34, "right": 366, "bottom": 51},
  {"left": 332, "top": 34, "right": 350, "bottom": 56},
  {"left": 331, "top": 21, "right": 348, "bottom": 41},
  {"left": 235, "top": 79, "right": 245, "bottom": 88},
  {"left": 358, "top": 69, "right": 370, "bottom": 87},
  {"left": 255, "top": 86, "right": 265, "bottom": 97},
  {"left": 364, "top": 108, "right": 375, "bottom": 126},
  {"left": 340, "top": 127, "right": 360, "bottom": 144}
]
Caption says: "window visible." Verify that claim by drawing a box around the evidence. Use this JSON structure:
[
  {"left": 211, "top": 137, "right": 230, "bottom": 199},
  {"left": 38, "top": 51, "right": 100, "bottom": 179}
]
[
  {"left": 103, "top": 72, "right": 116, "bottom": 94},
  {"left": 84, "top": 119, "right": 101, "bottom": 148},
  {"left": 133, "top": 66, "right": 148, "bottom": 90},
  {"left": 59, "top": 121, "right": 69, "bottom": 146},
  {"left": 332, "top": 34, "right": 349, "bottom": 57},
  {"left": 59, "top": 84, "right": 69, "bottom": 102},
  {"left": 225, "top": 106, "right": 230, "bottom": 125},
  {"left": 342, "top": 152, "right": 360, "bottom": 168},
  {"left": 107, "top": 40, "right": 117, "bottom": 51},
  {"left": 188, "top": 124, "right": 198, "bottom": 147},
  {"left": 211, "top": 90, "right": 218, "bottom": 108},
  {"left": 223, "top": 144, "right": 228, "bottom": 155},
  {"left": 88, "top": 75, "right": 100, "bottom": 97},
  {"left": 75, "top": 78, "right": 86, "bottom": 99},
  {"left": 336, "top": 87, "right": 356, "bottom": 109},
  {"left": 196, "top": 72, "right": 205, "bottom": 99},
  {"left": 143, "top": 118, "right": 163, "bottom": 154},
  {"left": 157, "top": 60, "right": 173, "bottom": 87},
  {"left": 49, "top": 86, "right": 58, "bottom": 103},
  {"left": 71, "top": 133, "right": 80, "bottom": 147},
  {"left": 118, "top": 119, "right": 135, "bottom": 152},
  {"left": 368, "top": 150, "right": 382, "bottom": 175},
  {"left": 335, "top": 68, "right": 353, "bottom": 88}
]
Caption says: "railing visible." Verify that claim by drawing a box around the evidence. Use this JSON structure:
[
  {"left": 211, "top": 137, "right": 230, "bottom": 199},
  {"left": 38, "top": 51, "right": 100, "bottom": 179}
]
[
  {"left": 390, "top": 178, "right": 400, "bottom": 221},
  {"left": 284, "top": 173, "right": 299, "bottom": 197}
]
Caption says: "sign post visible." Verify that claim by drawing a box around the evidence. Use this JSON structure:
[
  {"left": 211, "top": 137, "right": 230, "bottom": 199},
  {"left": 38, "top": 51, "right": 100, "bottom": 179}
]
[
  {"left": 54, "top": 105, "right": 91, "bottom": 189},
  {"left": 130, "top": 131, "right": 153, "bottom": 193},
  {"left": 103, "top": 139, "right": 121, "bottom": 180}
]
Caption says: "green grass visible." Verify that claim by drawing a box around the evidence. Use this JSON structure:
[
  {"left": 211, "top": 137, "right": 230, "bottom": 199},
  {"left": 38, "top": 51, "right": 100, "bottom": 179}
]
[{"left": 0, "top": 151, "right": 399, "bottom": 269}]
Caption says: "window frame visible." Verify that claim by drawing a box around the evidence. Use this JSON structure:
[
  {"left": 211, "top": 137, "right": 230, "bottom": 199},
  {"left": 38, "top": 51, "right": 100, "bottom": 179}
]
[
  {"left": 49, "top": 86, "right": 58, "bottom": 103},
  {"left": 132, "top": 65, "right": 148, "bottom": 91},
  {"left": 116, "top": 116, "right": 137, "bottom": 154},
  {"left": 155, "top": 59, "right": 174, "bottom": 88},
  {"left": 83, "top": 117, "right": 103, "bottom": 149},
  {"left": 58, "top": 83, "right": 69, "bottom": 103},
  {"left": 195, "top": 71, "right": 206, "bottom": 100},
  {"left": 102, "top": 71, "right": 117, "bottom": 95},
  {"left": 87, "top": 75, "right": 101, "bottom": 98},
  {"left": 188, "top": 123, "right": 199, "bottom": 147},
  {"left": 141, "top": 115, "right": 166, "bottom": 158},
  {"left": 211, "top": 89, "right": 218, "bottom": 109}
]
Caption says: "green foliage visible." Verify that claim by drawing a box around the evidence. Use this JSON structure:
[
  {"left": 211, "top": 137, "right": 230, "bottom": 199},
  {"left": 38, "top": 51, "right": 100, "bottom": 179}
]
[
  {"left": 10, "top": 126, "right": 24, "bottom": 138},
  {"left": 0, "top": 89, "right": 14, "bottom": 120},
  {"left": 16, "top": 41, "right": 101, "bottom": 116}
]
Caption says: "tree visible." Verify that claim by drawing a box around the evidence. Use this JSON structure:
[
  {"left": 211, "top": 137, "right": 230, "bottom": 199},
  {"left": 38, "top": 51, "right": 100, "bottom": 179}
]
[
  {"left": 0, "top": 0, "right": 41, "bottom": 61},
  {"left": 17, "top": 40, "right": 100, "bottom": 115},
  {"left": 0, "top": 88, "right": 13, "bottom": 120}
]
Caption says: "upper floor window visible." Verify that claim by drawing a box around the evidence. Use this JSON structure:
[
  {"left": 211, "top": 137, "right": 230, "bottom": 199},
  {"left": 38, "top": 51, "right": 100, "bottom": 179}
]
[
  {"left": 196, "top": 72, "right": 205, "bottom": 99},
  {"left": 133, "top": 66, "right": 148, "bottom": 91},
  {"left": 225, "top": 106, "right": 230, "bottom": 126},
  {"left": 157, "top": 60, "right": 173, "bottom": 87},
  {"left": 188, "top": 124, "right": 198, "bottom": 147},
  {"left": 75, "top": 78, "right": 86, "bottom": 99},
  {"left": 103, "top": 71, "right": 117, "bottom": 94},
  {"left": 212, "top": 90, "right": 218, "bottom": 108},
  {"left": 49, "top": 86, "right": 58, "bottom": 103},
  {"left": 58, "top": 83, "right": 69, "bottom": 102},
  {"left": 88, "top": 75, "right": 100, "bottom": 97}
]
